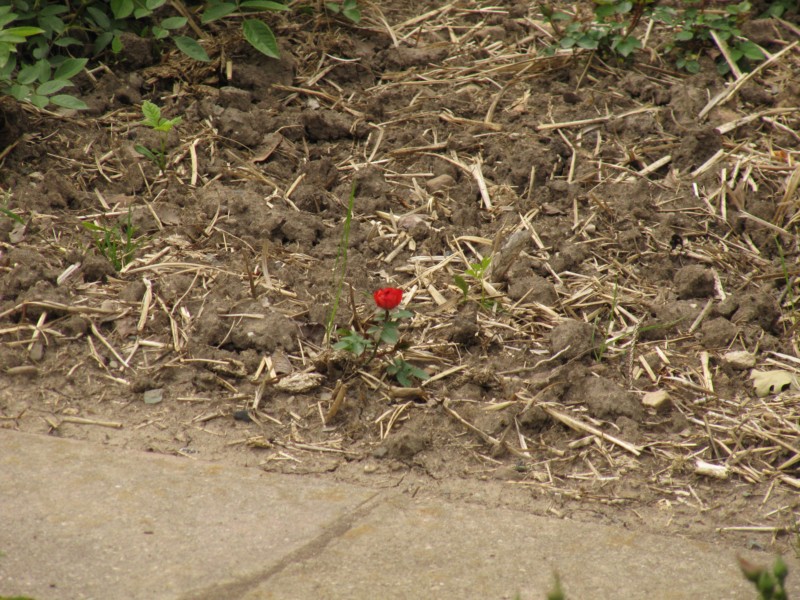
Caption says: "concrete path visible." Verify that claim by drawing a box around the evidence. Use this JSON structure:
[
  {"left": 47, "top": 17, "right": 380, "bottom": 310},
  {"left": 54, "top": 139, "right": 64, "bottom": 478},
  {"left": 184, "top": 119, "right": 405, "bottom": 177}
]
[{"left": 0, "top": 429, "right": 795, "bottom": 600}]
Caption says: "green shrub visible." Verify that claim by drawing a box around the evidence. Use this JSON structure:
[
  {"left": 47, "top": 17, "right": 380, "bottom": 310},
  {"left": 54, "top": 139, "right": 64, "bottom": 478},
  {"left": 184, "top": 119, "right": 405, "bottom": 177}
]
[
  {"left": 541, "top": 0, "right": 778, "bottom": 75},
  {"left": 0, "top": 0, "right": 361, "bottom": 110}
]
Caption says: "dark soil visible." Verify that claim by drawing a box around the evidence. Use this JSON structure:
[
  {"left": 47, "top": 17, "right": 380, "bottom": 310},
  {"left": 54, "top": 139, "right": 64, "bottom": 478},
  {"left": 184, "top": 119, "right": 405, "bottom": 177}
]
[{"left": 2, "top": 1, "right": 800, "bottom": 554}]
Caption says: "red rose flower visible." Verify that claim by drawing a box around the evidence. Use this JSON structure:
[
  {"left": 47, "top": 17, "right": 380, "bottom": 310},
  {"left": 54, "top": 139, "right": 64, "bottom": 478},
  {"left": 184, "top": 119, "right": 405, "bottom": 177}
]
[{"left": 373, "top": 287, "right": 403, "bottom": 310}]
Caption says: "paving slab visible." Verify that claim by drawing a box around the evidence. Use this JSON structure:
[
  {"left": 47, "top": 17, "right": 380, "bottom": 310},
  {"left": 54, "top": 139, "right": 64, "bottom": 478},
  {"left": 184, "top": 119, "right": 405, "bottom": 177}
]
[
  {"left": 0, "top": 430, "right": 377, "bottom": 600},
  {"left": 239, "top": 493, "right": 799, "bottom": 600},
  {"left": 1, "top": 429, "right": 797, "bottom": 600}
]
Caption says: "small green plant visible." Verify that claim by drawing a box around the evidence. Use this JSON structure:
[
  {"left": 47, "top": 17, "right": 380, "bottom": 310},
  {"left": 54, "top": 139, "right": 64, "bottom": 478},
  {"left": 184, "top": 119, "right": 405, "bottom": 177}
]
[
  {"left": 324, "top": 0, "right": 361, "bottom": 23},
  {"left": 540, "top": 0, "right": 769, "bottom": 75},
  {"left": 454, "top": 255, "right": 494, "bottom": 308},
  {"left": 334, "top": 328, "right": 370, "bottom": 356},
  {"left": 739, "top": 555, "right": 789, "bottom": 600},
  {"left": 546, "top": 572, "right": 566, "bottom": 600},
  {"left": 198, "top": 1, "right": 291, "bottom": 60},
  {"left": 655, "top": 1, "right": 765, "bottom": 75},
  {"left": 540, "top": 1, "right": 645, "bottom": 58},
  {"left": 2, "top": 0, "right": 364, "bottom": 109},
  {"left": 334, "top": 288, "right": 429, "bottom": 388},
  {"left": 83, "top": 210, "right": 142, "bottom": 271},
  {"left": 134, "top": 100, "right": 181, "bottom": 174},
  {"left": 386, "top": 356, "right": 429, "bottom": 388},
  {"left": 0, "top": 4, "right": 88, "bottom": 110},
  {"left": 325, "top": 180, "right": 357, "bottom": 346},
  {"left": 512, "top": 571, "right": 566, "bottom": 600},
  {"left": 0, "top": 201, "right": 24, "bottom": 225}
]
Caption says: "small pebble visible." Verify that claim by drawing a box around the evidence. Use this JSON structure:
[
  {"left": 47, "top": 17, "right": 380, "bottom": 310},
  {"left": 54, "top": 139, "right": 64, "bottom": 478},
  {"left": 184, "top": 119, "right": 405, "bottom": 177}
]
[
  {"left": 723, "top": 350, "right": 756, "bottom": 370},
  {"left": 426, "top": 174, "right": 455, "bottom": 192},
  {"left": 642, "top": 390, "right": 671, "bottom": 412}
]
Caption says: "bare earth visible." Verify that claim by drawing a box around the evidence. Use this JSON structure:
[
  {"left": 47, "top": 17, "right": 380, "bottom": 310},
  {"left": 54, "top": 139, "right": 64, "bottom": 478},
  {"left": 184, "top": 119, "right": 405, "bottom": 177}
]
[{"left": 1, "top": 0, "right": 799, "bottom": 558}]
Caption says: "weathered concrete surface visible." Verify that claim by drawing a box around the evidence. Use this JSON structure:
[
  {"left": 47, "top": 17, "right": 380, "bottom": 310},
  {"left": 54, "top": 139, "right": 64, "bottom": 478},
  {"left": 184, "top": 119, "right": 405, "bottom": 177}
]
[
  {"left": 0, "top": 430, "right": 377, "bottom": 600},
  {"left": 0, "top": 429, "right": 796, "bottom": 600},
  {"left": 243, "top": 494, "right": 793, "bottom": 600}
]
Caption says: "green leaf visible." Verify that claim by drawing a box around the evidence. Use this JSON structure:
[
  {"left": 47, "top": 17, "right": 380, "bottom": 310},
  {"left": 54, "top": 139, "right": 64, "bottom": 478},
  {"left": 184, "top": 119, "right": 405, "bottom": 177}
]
[
  {"left": 0, "top": 54, "right": 16, "bottom": 78},
  {"left": 766, "top": 4, "right": 786, "bottom": 17},
  {"left": 454, "top": 275, "right": 468, "bottom": 298},
  {"left": 173, "top": 36, "right": 210, "bottom": 62},
  {"left": 0, "top": 34, "right": 26, "bottom": 44},
  {"left": 0, "top": 205, "right": 24, "bottom": 224},
  {"left": 392, "top": 309, "right": 414, "bottom": 319},
  {"left": 617, "top": 1, "right": 633, "bottom": 13},
  {"left": 154, "top": 115, "right": 181, "bottom": 132},
  {"left": 342, "top": 0, "right": 361, "bottom": 23},
  {"left": 242, "top": 19, "right": 279, "bottom": 59},
  {"left": 738, "top": 41, "right": 765, "bottom": 61},
  {"left": 0, "top": 45, "right": 9, "bottom": 70},
  {"left": 87, "top": 6, "right": 111, "bottom": 30},
  {"left": 94, "top": 31, "right": 114, "bottom": 53},
  {"left": 54, "top": 58, "right": 87, "bottom": 80},
  {"left": 50, "top": 94, "right": 88, "bottom": 110},
  {"left": 9, "top": 83, "right": 31, "bottom": 101},
  {"left": 160, "top": 16, "right": 188, "bottom": 29},
  {"left": 395, "top": 370, "right": 412, "bottom": 387},
  {"left": 577, "top": 34, "right": 599, "bottom": 50},
  {"left": 135, "top": 144, "right": 158, "bottom": 161},
  {"left": 36, "top": 79, "right": 72, "bottom": 95},
  {"left": 240, "top": 1, "right": 290, "bottom": 10},
  {"left": 111, "top": 0, "right": 134, "bottom": 20},
  {"left": 33, "top": 58, "right": 50, "bottom": 83},
  {"left": 54, "top": 37, "right": 82, "bottom": 48},
  {"left": 147, "top": 0, "right": 167, "bottom": 9},
  {"left": 38, "top": 14, "right": 66, "bottom": 35},
  {"left": 325, "top": 2, "right": 341, "bottom": 14},
  {"left": 16, "top": 64, "right": 40, "bottom": 85},
  {"left": 0, "top": 13, "right": 16, "bottom": 29},
  {"left": 29, "top": 93, "right": 48, "bottom": 108},
  {"left": 3, "top": 26, "right": 45, "bottom": 38},
  {"left": 111, "top": 34, "right": 124, "bottom": 54},
  {"left": 201, "top": 3, "right": 237, "bottom": 23},
  {"left": 40, "top": 5, "right": 69, "bottom": 16},
  {"left": 595, "top": 5, "right": 616, "bottom": 18},
  {"left": 379, "top": 322, "right": 399, "bottom": 346},
  {"left": 141, "top": 100, "right": 161, "bottom": 125},
  {"left": 614, "top": 35, "right": 641, "bottom": 57},
  {"left": 408, "top": 364, "right": 429, "bottom": 381},
  {"left": 3, "top": 26, "right": 43, "bottom": 38},
  {"left": 151, "top": 25, "right": 168, "bottom": 39}
]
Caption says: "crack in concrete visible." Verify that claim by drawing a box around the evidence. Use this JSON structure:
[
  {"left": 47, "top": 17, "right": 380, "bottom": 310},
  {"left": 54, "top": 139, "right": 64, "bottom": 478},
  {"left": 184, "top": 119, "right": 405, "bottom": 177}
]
[{"left": 179, "top": 491, "right": 385, "bottom": 600}]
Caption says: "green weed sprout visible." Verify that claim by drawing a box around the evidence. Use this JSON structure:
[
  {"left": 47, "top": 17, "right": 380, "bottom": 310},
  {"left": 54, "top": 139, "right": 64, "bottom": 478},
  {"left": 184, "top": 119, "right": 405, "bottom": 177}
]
[
  {"left": 134, "top": 100, "right": 181, "bottom": 174},
  {"left": 325, "top": 180, "right": 357, "bottom": 346},
  {"left": 739, "top": 555, "right": 789, "bottom": 600},
  {"left": 540, "top": 1, "right": 770, "bottom": 75},
  {"left": 83, "top": 209, "right": 141, "bottom": 271},
  {"left": 325, "top": 0, "right": 362, "bottom": 23},
  {"left": 454, "top": 255, "right": 493, "bottom": 308}
]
